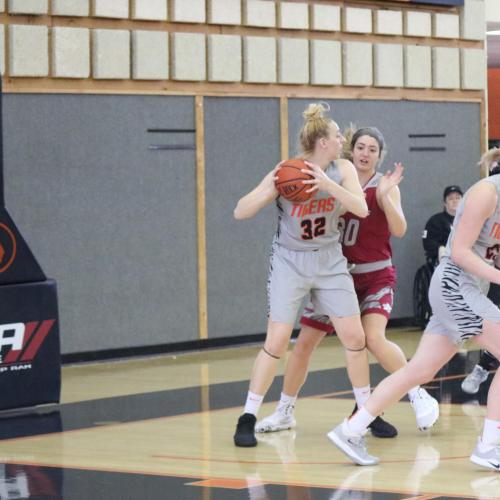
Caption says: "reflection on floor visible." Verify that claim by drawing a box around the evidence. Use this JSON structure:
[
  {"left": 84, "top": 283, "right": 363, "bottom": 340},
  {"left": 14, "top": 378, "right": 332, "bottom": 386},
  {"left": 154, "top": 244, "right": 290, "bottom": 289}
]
[{"left": 0, "top": 331, "right": 497, "bottom": 500}]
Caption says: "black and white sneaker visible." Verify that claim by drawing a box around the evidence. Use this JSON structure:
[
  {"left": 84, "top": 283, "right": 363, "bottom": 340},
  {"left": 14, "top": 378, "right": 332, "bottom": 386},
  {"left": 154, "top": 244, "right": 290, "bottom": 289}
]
[
  {"left": 234, "top": 413, "right": 257, "bottom": 447},
  {"left": 352, "top": 404, "right": 397, "bottom": 438},
  {"left": 369, "top": 415, "right": 398, "bottom": 438}
]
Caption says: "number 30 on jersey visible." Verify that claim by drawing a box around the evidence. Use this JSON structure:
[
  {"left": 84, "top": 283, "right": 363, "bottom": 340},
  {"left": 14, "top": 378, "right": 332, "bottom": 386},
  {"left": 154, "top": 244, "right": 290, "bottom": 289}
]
[{"left": 338, "top": 217, "right": 360, "bottom": 246}]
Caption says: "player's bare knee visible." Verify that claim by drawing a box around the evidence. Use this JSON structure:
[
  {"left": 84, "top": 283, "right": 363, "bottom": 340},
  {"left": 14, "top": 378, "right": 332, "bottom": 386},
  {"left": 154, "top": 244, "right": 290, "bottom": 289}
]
[
  {"left": 343, "top": 332, "right": 366, "bottom": 352},
  {"left": 263, "top": 339, "right": 288, "bottom": 358},
  {"left": 344, "top": 341, "right": 367, "bottom": 352}
]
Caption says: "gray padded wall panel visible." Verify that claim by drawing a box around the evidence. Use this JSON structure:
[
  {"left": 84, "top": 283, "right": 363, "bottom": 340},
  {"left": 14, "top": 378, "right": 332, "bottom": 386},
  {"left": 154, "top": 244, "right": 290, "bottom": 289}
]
[
  {"left": 3, "top": 94, "right": 198, "bottom": 353},
  {"left": 204, "top": 97, "right": 280, "bottom": 338},
  {"left": 288, "top": 99, "right": 480, "bottom": 319}
]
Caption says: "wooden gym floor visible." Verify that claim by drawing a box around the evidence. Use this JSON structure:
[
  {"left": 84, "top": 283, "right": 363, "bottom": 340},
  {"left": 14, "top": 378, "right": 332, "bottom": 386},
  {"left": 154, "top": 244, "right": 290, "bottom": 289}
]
[{"left": 0, "top": 327, "right": 498, "bottom": 499}]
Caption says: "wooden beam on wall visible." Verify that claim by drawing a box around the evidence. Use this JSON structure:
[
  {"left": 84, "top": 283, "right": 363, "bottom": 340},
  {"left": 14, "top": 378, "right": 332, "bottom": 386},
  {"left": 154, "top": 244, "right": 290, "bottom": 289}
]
[
  {"left": 2, "top": 78, "right": 484, "bottom": 105},
  {"left": 195, "top": 95, "right": 208, "bottom": 340},
  {"left": 280, "top": 97, "right": 289, "bottom": 161}
]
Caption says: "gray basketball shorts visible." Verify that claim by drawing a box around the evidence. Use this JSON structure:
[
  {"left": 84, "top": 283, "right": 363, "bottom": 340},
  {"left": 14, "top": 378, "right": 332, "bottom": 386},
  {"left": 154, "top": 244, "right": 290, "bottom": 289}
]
[
  {"left": 425, "top": 259, "right": 500, "bottom": 345},
  {"left": 267, "top": 243, "right": 360, "bottom": 324}
]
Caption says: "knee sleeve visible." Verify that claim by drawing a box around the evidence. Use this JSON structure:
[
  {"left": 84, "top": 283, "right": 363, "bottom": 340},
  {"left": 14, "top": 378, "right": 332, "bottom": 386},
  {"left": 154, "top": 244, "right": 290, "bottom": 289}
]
[
  {"left": 344, "top": 341, "right": 367, "bottom": 352},
  {"left": 262, "top": 347, "right": 280, "bottom": 360}
]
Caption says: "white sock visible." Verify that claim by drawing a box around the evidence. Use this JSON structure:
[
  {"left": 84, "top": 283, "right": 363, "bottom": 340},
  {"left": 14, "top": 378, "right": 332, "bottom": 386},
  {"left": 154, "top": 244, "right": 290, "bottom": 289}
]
[
  {"left": 408, "top": 386, "right": 420, "bottom": 401},
  {"left": 277, "top": 392, "right": 297, "bottom": 411},
  {"left": 353, "top": 385, "right": 371, "bottom": 407},
  {"left": 481, "top": 418, "right": 500, "bottom": 447},
  {"left": 244, "top": 391, "right": 264, "bottom": 416},
  {"left": 346, "top": 406, "right": 376, "bottom": 435}
]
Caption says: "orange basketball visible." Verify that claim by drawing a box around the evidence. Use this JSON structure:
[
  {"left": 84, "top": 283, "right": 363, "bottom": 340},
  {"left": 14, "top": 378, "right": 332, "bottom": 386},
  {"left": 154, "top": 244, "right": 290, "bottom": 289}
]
[{"left": 275, "top": 159, "right": 314, "bottom": 203}]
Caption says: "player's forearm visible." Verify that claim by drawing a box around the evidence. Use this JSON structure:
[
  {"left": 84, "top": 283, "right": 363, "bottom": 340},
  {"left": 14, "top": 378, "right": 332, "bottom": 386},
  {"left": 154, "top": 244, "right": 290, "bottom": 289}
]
[
  {"left": 234, "top": 186, "right": 276, "bottom": 219},
  {"left": 381, "top": 195, "right": 407, "bottom": 238},
  {"left": 451, "top": 247, "right": 500, "bottom": 285},
  {"left": 325, "top": 182, "right": 368, "bottom": 218}
]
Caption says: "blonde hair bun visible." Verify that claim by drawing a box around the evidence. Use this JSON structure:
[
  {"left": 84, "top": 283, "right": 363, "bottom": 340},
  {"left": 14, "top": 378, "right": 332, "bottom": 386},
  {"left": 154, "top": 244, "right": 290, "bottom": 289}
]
[{"left": 302, "top": 102, "right": 330, "bottom": 122}]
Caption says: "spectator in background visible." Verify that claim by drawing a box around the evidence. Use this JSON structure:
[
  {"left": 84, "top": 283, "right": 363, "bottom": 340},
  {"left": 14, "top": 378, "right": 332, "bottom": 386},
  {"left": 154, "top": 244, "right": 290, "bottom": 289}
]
[{"left": 422, "top": 185, "right": 463, "bottom": 265}]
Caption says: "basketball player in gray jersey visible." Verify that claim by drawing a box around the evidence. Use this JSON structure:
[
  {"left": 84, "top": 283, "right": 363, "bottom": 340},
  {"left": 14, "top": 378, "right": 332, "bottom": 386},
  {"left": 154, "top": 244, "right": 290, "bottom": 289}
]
[
  {"left": 328, "top": 147, "right": 500, "bottom": 471},
  {"left": 233, "top": 102, "right": 370, "bottom": 448}
]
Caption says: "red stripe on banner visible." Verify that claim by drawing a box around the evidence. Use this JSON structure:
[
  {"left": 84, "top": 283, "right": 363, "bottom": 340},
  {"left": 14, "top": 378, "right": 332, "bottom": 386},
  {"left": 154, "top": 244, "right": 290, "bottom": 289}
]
[
  {"left": 3, "top": 322, "right": 39, "bottom": 363},
  {"left": 20, "top": 320, "right": 56, "bottom": 362}
]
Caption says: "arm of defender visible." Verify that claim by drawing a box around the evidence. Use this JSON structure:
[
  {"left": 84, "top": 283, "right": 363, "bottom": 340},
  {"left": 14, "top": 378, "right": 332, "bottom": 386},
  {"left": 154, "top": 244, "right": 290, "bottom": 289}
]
[{"left": 377, "top": 164, "right": 407, "bottom": 238}]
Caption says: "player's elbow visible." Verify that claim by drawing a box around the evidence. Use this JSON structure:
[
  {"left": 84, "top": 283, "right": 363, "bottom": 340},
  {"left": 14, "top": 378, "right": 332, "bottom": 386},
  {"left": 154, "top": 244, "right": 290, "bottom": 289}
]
[
  {"left": 450, "top": 246, "right": 466, "bottom": 267},
  {"left": 234, "top": 206, "right": 246, "bottom": 219},
  {"left": 350, "top": 207, "right": 368, "bottom": 218},
  {"left": 234, "top": 204, "right": 252, "bottom": 220},
  {"left": 358, "top": 204, "right": 369, "bottom": 218},
  {"left": 391, "top": 224, "right": 407, "bottom": 239}
]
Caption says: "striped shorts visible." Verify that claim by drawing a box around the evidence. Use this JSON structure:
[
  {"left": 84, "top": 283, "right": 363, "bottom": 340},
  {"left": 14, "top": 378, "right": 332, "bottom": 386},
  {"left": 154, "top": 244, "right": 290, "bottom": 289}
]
[{"left": 424, "top": 259, "right": 500, "bottom": 345}]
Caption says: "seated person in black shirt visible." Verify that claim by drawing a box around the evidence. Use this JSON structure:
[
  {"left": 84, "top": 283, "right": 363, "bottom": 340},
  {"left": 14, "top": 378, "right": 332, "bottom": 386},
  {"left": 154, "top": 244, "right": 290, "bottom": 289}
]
[{"left": 422, "top": 185, "right": 463, "bottom": 265}]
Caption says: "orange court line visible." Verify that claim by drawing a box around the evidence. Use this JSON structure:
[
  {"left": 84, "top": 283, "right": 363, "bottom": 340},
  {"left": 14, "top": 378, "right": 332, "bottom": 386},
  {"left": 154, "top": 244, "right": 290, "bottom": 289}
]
[
  {"left": 151, "top": 453, "right": 470, "bottom": 466},
  {"left": 187, "top": 478, "right": 262, "bottom": 489},
  {"left": 400, "top": 496, "right": 441, "bottom": 500}
]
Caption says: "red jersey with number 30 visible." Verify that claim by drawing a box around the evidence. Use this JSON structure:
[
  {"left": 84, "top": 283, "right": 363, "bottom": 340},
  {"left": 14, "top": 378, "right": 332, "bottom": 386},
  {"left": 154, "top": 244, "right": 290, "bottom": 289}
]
[{"left": 339, "top": 172, "right": 392, "bottom": 264}]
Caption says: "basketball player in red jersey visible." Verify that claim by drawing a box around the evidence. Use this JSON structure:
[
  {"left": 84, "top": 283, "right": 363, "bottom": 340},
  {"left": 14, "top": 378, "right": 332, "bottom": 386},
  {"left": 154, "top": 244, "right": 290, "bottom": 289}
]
[{"left": 256, "top": 127, "right": 439, "bottom": 440}]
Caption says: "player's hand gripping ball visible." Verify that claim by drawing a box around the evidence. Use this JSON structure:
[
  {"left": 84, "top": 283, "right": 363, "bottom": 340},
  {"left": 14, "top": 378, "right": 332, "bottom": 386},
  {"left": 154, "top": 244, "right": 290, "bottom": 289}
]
[{"left": 275, "top": 159, "right": 314, "bottom": 203}]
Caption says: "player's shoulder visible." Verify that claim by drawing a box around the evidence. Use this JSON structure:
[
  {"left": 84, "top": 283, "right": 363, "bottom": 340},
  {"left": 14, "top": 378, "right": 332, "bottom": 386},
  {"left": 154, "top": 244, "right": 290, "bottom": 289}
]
[
  {"left": 464, "top": 179, "right": 498, "bottom": 215},
  {"left": 335, "top": 158, "right": 354, "bottom": 169},
  {"left": 335, "top": 158, "right": 356, "bottom": 178}
]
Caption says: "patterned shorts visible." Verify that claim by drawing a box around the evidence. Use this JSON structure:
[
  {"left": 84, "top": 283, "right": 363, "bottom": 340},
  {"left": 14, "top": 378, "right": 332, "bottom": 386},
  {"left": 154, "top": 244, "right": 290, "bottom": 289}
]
[{"left": 425, "top": 259, "right": 500, "bottom": 345}]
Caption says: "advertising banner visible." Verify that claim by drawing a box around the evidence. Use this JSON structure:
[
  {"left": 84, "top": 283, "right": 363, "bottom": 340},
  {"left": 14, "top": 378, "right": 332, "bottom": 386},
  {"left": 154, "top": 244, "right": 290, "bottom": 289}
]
[{"left": 0, "top": 280, "right": 60, "bottom": 410}]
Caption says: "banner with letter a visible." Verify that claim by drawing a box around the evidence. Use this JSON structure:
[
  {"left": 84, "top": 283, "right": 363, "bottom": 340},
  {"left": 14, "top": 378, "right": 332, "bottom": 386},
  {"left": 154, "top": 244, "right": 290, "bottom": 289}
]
[{"left": 0, "top": 279, "right": 60, "bottom": 410}]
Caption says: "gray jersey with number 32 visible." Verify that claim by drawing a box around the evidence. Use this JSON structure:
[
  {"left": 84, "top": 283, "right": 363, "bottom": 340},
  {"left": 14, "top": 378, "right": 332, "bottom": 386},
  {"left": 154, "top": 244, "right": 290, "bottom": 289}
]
[{"left": 274, "top": 162, "right": 343, "bottom": 251}]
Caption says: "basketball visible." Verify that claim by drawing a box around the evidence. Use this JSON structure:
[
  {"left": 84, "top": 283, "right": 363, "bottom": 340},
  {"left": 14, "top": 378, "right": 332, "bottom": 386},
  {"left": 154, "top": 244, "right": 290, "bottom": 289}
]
[{"left": 275, "top": 159, "right": 314, "bottom": 203}]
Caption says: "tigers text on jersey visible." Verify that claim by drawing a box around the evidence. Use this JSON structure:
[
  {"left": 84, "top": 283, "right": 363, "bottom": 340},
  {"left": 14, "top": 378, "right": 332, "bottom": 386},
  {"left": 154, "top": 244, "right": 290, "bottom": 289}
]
[
  {"left": 340, "top": 172, "right": 391, "bottom": 265},
  {"left": 273, "top": 162, "right": 343, "bottom": 251}
]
